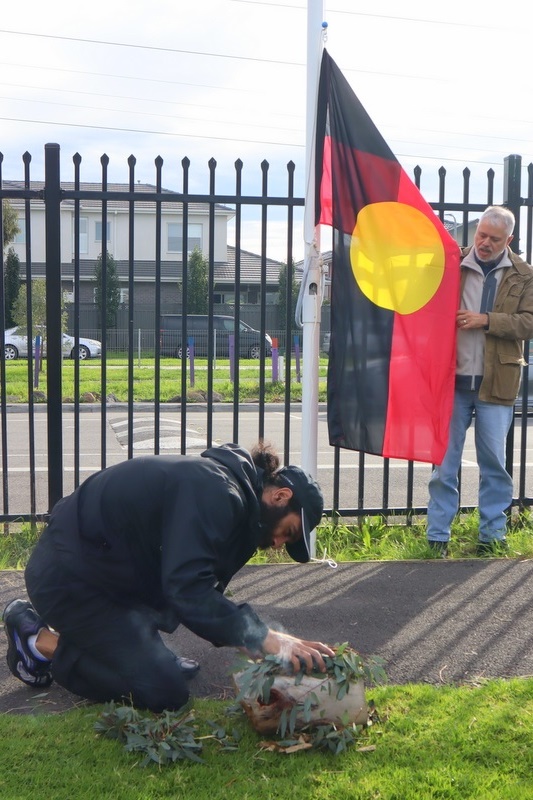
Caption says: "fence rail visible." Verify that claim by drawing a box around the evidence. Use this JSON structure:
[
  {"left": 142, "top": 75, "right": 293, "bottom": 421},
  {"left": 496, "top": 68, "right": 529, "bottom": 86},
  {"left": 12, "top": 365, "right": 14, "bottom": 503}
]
[{"left": 2, "top": 146, "right": 533, "bottom": 524}]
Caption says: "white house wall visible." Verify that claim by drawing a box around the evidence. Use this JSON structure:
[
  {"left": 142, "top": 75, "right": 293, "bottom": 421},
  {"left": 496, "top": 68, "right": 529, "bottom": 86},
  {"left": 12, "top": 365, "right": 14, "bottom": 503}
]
[{"left": 11, "top": 204, "right": 232, "bottom": 264}]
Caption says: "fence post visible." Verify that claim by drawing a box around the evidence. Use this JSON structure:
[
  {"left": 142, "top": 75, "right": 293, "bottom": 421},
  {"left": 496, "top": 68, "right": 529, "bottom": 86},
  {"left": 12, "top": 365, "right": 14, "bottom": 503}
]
[
  {"left": 502, "top": 154, "right": 523, "bottom": 487},
  {"left": 503, "top": 154, "right": 522, "bottom": 251},
  {"left": 44, "top": 143, "right": 64, "bottom": 510}
]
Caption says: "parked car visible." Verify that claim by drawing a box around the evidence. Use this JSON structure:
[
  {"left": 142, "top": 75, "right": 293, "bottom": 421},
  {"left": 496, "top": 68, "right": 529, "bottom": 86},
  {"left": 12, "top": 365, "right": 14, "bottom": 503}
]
[
  {"left": 160, "top": 314, "right": 272, "bottom": 359},
  {"left": 1, "top": 327, "right": 102, "bottom": 361}
]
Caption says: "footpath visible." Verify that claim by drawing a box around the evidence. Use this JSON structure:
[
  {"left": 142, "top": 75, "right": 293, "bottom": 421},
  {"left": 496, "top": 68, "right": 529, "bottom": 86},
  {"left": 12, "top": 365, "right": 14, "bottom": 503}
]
[{"left": 1, "top": 558, "right": 533, "bottom": 714}]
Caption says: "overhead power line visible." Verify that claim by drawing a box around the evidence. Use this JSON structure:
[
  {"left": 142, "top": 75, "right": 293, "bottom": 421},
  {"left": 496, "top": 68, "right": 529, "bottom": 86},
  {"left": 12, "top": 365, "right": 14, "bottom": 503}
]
[
  {"left": 0, "top": 60, "right": 251, "bottom": 93},
  {"left": 0, "top": 28, "right": 302, "bottom": 66},
  {"left": 0, "top": 114, "right": 524, "bottom": 170},
  {"left": 229, "top": 1, "right": 509, "bottom": 32},
  {"left": 0, "top": 115, "right": 303, "bottom": 148}
]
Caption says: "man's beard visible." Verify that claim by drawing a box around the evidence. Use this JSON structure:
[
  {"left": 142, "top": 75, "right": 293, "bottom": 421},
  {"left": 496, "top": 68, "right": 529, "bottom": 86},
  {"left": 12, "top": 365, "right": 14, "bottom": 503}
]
[{"left": 257, "top": 499, "right": 290, "bottom": 549}]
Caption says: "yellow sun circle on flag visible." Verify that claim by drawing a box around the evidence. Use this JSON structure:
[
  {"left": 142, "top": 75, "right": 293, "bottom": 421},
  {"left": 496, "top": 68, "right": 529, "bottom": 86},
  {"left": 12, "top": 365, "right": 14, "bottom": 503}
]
[{"left": 350, "top": 202, "right": 445, "bottom": 314}]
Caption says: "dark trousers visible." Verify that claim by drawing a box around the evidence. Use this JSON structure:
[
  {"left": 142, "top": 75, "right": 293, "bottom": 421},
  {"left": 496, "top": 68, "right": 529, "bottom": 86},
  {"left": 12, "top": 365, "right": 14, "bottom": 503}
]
[{"left": 25, "top": 534, "right": 189, "bottom": 713}]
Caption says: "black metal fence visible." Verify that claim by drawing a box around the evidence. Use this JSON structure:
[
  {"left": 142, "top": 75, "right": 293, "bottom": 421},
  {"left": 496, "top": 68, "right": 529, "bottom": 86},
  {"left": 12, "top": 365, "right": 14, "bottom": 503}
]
[{"left": 2, "top": 145, "right": 533, "bottom": 524}]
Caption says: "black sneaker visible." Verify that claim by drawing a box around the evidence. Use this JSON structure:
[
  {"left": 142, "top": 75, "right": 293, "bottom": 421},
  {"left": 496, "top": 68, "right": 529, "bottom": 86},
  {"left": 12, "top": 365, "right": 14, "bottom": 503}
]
[
  {"left": 476, "top": 540, "right": 508, "bottom": 557},
  {"left": 428, "top": 540, "right": 448, "bottom": 558},
  {"left": 2, "top": 599, "right": 53, "bottom": 688},
  {"left": 175, "top": 656, "right": 200, "bottom": 680}
]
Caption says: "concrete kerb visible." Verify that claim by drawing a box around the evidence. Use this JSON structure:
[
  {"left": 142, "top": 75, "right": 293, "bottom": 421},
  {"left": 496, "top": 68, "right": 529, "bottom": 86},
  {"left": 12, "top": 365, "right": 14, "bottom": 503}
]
[{"left": 2, "top": 402, "right": 328, "bottom": 414}]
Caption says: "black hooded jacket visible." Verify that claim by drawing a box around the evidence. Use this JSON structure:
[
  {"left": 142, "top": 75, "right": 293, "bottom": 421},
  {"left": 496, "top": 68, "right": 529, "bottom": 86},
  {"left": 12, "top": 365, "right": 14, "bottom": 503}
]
[{"left": 41, "top": 444, "right": 269, "bottom": 651}]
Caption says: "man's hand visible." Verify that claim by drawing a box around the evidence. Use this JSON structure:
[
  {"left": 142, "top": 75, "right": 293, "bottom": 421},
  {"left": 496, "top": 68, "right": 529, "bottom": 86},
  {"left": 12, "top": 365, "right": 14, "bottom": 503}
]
[
  {"left": 457, "top": 309, "right": 489, "bottom": 330},
  {"left": 261, "top": 630, "right": 335, "bottom": 674}
]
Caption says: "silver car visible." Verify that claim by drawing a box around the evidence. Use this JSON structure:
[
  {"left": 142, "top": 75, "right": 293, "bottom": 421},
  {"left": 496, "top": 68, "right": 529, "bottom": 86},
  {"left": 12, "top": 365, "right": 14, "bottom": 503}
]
[{"left": 2, "top": 327, "right": 102, "bottom": 361}]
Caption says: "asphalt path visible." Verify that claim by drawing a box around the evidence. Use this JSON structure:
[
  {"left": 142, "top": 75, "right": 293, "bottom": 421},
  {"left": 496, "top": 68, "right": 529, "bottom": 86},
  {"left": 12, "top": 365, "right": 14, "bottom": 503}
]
[{"left": 1, "top": 557, "right": 532, "bottom": 715}]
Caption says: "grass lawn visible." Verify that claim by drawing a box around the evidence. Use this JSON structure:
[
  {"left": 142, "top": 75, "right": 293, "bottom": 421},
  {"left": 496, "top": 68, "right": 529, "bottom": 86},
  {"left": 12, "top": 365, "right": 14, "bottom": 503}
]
[
  {"left": 3, "top": 356, "right": 329, "bottom": 404},
  {"left": 1, "top": 516, "right": 532, "bottom": 799},
  {"left": 0, "top": 680, "right": 532, "bottom": 800},
  {"left": 3, "top": 512, "right": 533, "bottom": 569}
]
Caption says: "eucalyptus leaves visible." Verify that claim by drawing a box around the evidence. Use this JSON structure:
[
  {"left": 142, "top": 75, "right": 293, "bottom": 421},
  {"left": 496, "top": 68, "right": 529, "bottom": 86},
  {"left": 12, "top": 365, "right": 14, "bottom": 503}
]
[
  {"left": 234, "top": 641, "right": 386, "bottom": 705},
  {"left": 94, "top": 643, "right": 387, "bottom": 764},
  {"left": 233, "top": 642, "right": 387, "bottom": 740},
  {"left": 95, "top": 705, "right": 241, "bottom": 766}
]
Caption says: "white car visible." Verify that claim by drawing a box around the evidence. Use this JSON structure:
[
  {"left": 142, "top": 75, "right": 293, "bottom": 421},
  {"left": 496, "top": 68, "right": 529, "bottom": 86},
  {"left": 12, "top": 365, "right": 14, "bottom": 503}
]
[{"left": 2, "top": 327, "right": 102, "bottom": 361}]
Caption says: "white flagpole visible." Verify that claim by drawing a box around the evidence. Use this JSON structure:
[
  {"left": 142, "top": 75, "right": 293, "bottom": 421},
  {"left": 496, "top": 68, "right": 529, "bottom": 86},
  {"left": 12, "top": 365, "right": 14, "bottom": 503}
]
[{"left": 298, "top": 0, "right": 325, "bottom": 557}]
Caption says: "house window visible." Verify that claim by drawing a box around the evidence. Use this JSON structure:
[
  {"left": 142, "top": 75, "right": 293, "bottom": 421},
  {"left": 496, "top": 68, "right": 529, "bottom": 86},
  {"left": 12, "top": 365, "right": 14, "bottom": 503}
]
[
  {"left": 77, "top": 217, "right": 88, "bottom": 254},
  {"left": 14, "top": 218, "right": 26, "bottom": 244},
  {"left": 167, "top": 223, "right": 202, "bottom": 254},
  {"left": 95, "top": 221, "right": 111, "bottom": 243},
  {"left": 214, "top": 293, "right": 235, "bottom": 305},
  {"left": 92, "top": 287, "right": 126, "bottom": 305}
]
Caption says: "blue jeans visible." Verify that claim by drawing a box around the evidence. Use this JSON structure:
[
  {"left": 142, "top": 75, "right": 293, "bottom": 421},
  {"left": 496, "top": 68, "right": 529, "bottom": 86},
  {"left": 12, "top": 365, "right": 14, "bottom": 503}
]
[{"left": 427, "top": 388, "right": 514, "bottom": 543}]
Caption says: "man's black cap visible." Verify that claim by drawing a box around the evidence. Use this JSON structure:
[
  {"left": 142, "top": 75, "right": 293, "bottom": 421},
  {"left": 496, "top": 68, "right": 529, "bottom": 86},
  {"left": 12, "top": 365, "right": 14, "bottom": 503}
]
[{"left": 276, "top": 466, "right": 324, "bottom": 563}]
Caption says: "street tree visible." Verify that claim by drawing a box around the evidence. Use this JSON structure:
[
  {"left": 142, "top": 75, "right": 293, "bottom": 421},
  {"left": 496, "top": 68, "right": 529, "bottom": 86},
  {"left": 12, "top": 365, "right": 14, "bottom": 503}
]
[
  {"left": 2, "top": 199, "right": 19, "bottom": 250},
  {"left": 94, "top": 251, "right": 121, "bottom": 329},
  {"left": 11, "top": 279, "right": 47, "bottom": 336},
  {"left": 4, "top": 247, "right": 21, "bottom": 328},
  {"left": 11, "top": 279, "right": 67, "bottom": 369},
  {"left": 186, "top": 247, "right": 208, "bottom": 314},
  {"left": 11, "top": 279, "right": 68, "bottom": 335}
]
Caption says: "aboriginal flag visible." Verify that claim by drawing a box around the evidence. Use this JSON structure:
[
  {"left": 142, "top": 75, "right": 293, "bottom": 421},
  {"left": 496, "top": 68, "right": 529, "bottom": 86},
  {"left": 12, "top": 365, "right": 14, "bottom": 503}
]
[{"left": 316, "top": 50, "right": 460, "bottom": 464}]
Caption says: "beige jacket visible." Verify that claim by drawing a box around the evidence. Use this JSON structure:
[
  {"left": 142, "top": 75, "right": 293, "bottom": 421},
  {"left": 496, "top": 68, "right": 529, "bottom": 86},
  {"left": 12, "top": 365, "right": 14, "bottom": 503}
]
[{"left": 457, "top": 246, "right": 533, "bottom": 405}]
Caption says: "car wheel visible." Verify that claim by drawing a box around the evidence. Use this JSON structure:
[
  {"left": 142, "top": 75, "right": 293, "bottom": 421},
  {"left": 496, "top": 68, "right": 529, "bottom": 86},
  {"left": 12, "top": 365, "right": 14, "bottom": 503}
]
[
  {"left": 177, "top": 345, "right": 190, "bottom": 359},
  {"left": 71, "top": 345, "right": 90, "bottom": 360},
  {"left": 248, "top": 344, "right": 261, "bottom": 359},
  {"left": 3, "top": 344, "right": 19, "bottom": 360}
]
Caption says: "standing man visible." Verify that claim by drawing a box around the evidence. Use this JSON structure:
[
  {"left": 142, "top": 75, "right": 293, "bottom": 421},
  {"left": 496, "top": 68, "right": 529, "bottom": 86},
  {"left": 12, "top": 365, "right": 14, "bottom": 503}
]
[
  {"left": 3, "top": 441, "right": 334, "bottom": 712},
  {"left": 427, "top": 206, "right": 533, "bottom": 556}
]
